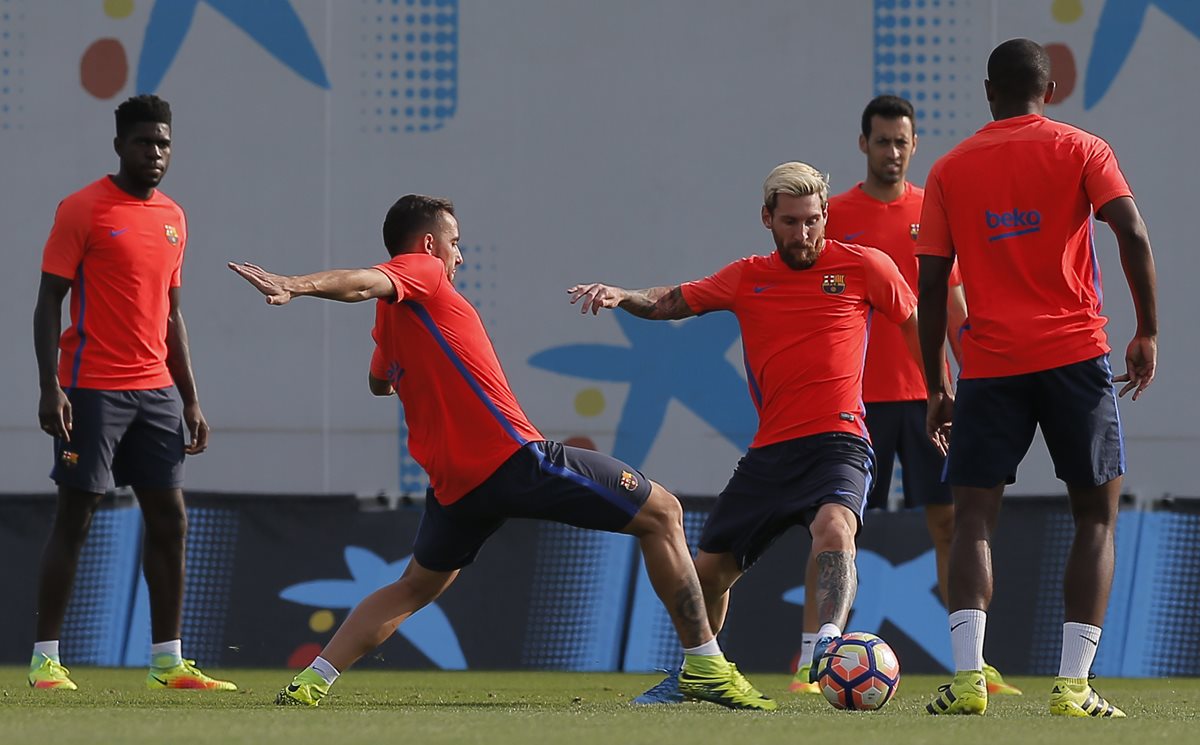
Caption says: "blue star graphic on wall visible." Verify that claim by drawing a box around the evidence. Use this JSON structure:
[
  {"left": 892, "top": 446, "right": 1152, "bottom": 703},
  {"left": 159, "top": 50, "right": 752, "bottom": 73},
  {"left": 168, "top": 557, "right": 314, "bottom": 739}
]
[
  {"left": 280, "top": 546, "right": 466, "bottom": 670},
  {"left": 783, "top": 549, "right": 952, "bottom": 672},
  {"left": 1086, "top": 0, "right": 1199, "bottom": 108},
  {"left": 529, "top": 312, "right": 756, "bottom": 468},
  {"left": 138, "top": 0, "right": 329, "bottom": 93}
]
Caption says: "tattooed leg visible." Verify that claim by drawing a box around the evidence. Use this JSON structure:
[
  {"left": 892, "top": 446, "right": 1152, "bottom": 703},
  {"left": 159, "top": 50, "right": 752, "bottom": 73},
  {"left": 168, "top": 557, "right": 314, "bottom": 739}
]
[{"left": 814, "top": 550, "right": 857, "bottom": 628}]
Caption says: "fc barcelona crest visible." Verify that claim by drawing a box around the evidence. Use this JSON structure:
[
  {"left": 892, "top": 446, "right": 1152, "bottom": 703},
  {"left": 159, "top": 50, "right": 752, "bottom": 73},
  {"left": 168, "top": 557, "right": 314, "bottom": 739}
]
[
  {"left": 164, "top": 224, "right": 179, "bottom": 245},
  {"left": 910, "top": 223, "right": 920, "bottom": 241},
  {"left": 822, "top": 273, "right": 846, "bottom": 295},
  {"left": 619, "top": 471, "right": 639, "bottom": 491}
]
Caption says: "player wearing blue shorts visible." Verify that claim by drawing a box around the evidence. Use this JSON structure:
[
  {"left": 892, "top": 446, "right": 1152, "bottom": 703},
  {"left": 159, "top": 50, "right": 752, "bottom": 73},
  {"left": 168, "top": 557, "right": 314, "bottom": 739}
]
[
  {"left": 569, "top": 161, "right": 920, "bottom": 703},
  {"left": 917, "top": 40, "right": 1158, "bottom": 717}
]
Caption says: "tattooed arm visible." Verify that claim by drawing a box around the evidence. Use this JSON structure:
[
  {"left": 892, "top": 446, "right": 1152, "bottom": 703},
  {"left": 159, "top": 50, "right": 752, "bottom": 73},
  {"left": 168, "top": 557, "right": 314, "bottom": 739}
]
[
  {"left": 567, "top": 283, "right": 696, "bottom": 321},
  {"left": 814, "top": 550, "right": 858, "bottom": 629}
]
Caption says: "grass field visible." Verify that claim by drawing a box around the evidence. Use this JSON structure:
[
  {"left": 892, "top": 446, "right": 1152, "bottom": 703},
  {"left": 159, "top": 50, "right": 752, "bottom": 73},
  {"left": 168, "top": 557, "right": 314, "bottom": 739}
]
[{"left": 1, "top": 668, "right": 1196, "bottom": 745}]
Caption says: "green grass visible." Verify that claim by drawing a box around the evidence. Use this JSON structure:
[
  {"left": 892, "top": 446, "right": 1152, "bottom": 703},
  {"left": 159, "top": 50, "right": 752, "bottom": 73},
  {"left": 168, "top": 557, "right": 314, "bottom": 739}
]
[{"left": 1, "top": 668, "right": 1196, "bottom": 745}]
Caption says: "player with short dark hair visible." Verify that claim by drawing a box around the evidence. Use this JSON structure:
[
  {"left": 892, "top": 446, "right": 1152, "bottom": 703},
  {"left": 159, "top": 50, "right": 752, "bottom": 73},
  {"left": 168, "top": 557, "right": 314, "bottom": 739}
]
[
  {"left": 568, "top": 161, "right": 921, "bottom": 705},
  {"left": 30, "top": 94, "right": 233, "bottom": 691},
  {"left": 790, "top": 95, "right": 1019, "bottom": 697},
  {"left": 230, "top": 195, "right": 774, "bottom": 711},
  {"left": 918, "top": 38, "right": 1157, "bottom": 718}
]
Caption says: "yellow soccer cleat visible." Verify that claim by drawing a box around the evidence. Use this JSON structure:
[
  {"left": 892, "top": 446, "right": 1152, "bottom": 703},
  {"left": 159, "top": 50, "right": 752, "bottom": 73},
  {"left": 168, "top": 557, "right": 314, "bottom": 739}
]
[
  {"left": 788, "top": 664, "right": 820, "bottom": 694},
  {"left": 678, "top": 655, "right": 777, "bottom": 711},
  {"left": 983, "top": 662, "right": 1023, "bottom": 695},
  {"left": 28, "top": 654, "right": 78, "bottom": 690},
  {"left": 276, "top": 668, "right": 331, "bottom": 707},
  {"left": 146, "top": 659, "right": 237, "bottom": 691},
  {"left": 1049, "top": 676, "right": 1126, "bottom": 718},
  {"left": 926, "top": 670, "right": 988, "bottom": 715}
]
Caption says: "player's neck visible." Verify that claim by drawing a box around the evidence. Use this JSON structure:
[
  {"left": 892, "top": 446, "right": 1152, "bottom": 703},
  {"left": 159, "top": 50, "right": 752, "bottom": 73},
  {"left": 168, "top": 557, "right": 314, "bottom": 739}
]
[
  {"left": 109, "top": 173, "right": 156, "bottom": 200},
  {"left": 990, "top": 101, "right": 1045, "bottom": 121},
  {"left": 860, "top": 178, "right": 905, "bottom": 204}
]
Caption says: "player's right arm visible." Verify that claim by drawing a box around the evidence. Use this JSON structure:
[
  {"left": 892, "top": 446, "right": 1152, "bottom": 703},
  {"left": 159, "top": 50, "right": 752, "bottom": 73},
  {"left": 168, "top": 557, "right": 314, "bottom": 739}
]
[
  {"left": 33, "top": 273, "right": 73, "bottom": 441},
  {"left": 228, "top": 262, "right": 396, "bottom": 304},
  {"left": 1098, "top": 196, "right": 1158, "bottom": 400},
  {"left": 567, "top": 284, "right": 696, "bottom": 320}
]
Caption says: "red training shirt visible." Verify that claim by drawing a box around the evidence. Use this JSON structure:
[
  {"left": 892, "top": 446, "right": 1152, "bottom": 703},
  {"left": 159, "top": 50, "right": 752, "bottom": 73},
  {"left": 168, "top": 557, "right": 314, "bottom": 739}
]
[
  {"left": 916, "top": 114, "right": 1133, "bottom": 378},
  {"left": 828, "top": 182, "right": 961, "bottom": 402},
  {"left": 681, "top": 240, "right": 917, "bottom": 448},
  {"left": 41, "top": 176, "right": 186, "bottom": 390},
  {"left": 370, "top": 253, "right": 544, "bottom": 504}
]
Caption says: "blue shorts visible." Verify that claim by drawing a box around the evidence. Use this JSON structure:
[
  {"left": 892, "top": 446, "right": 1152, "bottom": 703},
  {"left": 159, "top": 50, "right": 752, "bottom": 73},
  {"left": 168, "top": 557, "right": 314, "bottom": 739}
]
[
  {"left": 51, "top": 387, "right": 186, "bottom": 494},
  {"left": 865, "top": 400, "right": 952, "bottom": 509},
  {"left": 698, "top": 433, "right": 875, "bottom": 572},
  {"left": 412, "top": 440, "right": 652, "bottom": 572},
  {"left": 945, "top": 355, "right": 1125, "bottom": 488}
]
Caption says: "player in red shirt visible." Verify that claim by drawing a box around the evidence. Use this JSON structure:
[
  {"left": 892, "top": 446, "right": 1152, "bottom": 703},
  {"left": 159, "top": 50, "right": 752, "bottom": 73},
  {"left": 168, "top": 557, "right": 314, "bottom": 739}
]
[
  {"left": 231, "top": 195, "right": 774, "bottom": 711},
  {"left": 918, "top": 40, "right": 1157, "bottom": 718},
  {"left": 568, "top": 162, "right": 920, "bottom": 703},
  {"left": 30, "top": 95, "right": 232, "bottom": 692},
  {"left": 792, "top": 95, "right": 1018, "bottom": 697}
]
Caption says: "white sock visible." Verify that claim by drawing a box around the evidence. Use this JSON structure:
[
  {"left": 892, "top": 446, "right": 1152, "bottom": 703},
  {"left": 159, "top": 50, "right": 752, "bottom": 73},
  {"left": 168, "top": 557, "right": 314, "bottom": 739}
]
[
  {"left": 682, "top": 637, "right": 722, "bottom": 657},
  {"left": 800, "top": 633, "right": 819, "bottom": 668},
  {"left": 1059, "top": 622, "right": 1102, "bottom": 679},
  {"left": 310, "top": 655, "right": 341, "bottom": 685},
  {"left": 150, "top": 639, "right": 183, "bottom": 669},
  {"left": 816, "top": 623, "right": 841, "bottom": 640},
  {"left": 33, "top": 640, "right": 60, "bottom": 663},
  {"left": 949, "top": 609, "right": 986, "bottom": 672}
]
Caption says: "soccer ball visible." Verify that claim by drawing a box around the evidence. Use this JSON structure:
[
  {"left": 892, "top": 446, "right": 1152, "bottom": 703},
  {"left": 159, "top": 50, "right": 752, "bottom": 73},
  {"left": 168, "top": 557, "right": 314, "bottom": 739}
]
[{"left": 815, "top": 632, "right": 900, "bottom": 711}]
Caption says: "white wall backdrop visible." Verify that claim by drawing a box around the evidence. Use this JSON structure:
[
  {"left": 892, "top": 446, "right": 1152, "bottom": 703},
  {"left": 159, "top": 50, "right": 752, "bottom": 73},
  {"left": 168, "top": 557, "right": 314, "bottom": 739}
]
[{"left": 0, "top": 0, "right": 1194, "bottom": 497}]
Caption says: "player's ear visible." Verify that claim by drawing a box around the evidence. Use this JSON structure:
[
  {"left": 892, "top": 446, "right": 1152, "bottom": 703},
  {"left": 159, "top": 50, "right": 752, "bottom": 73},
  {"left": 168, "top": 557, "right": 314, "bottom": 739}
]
[
  {"left": 911, "top": 131, "right": 918, "bottom": 156},
  {"left": 984, "top": 78, "right": 995, "bottom": 102},
  {"left": 858, "top": 133, "right": 868, "bottom": 155},
  {"left": 422, "top": 233, "right": 435, "bottom": 255},
  {"left": 1043, "top": 80, "right": 1056, "bottom": 104},
  {"left": 761, "top": 204, "right": 772, "bottom": 229}
]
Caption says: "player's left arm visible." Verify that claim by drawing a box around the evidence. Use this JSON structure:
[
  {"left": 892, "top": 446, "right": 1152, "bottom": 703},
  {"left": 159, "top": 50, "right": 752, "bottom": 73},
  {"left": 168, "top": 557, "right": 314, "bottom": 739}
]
[
  {"left": 1098, "top": 196, "right": 1158, "bottom": 400},
  {"left": 918, "top": 255, "right": 955, "bottom": 454},
  {"left": 166, "top": 287, "right": 209, "bottom": 455}
]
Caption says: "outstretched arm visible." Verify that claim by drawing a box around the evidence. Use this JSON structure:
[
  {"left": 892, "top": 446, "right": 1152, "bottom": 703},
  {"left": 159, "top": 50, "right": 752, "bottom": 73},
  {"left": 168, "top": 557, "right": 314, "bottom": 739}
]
[
  {"left": 1098, "top": 196, "right": 1158, "bottom": 400},
  {"left": 567, "top": 283, "right": 696, "bottom": 320},
  {"left": 229, "top": 262, "right": 396, "bottom": 304}
]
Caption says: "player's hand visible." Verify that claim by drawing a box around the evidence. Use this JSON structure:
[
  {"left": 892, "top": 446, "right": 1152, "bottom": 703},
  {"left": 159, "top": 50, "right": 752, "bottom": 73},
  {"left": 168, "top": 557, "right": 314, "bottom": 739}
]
[
  {"left": 228, "top": 262, "right": 294, "bottom": 305},
  {"left": 38, "top": 386, "right": 72, "bottom": 442},
  {"left": 567, "top": 283, "right": 626, "bottom": 315},
  {"left": 1114, "top": 335, "right": 1156, "bottom": 400},
  {"left": 926, "top": 391, "right": 954, "bottom": 456},
  {"left": 183, "top": 402, "right": 209, "bottom": 455}
]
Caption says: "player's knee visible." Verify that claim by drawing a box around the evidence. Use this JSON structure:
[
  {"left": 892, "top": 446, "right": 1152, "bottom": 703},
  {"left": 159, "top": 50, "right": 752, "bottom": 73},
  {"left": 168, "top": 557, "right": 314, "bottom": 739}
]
[
  {"left": 144, "top": 506, "right": 188, "bottom": 545},
  {"left": 632, "top": 484, "right": 684, "bottom": 536},
  {"left": 810, "top": 506, "right": 857, "bottom": 553},
  {"left": 926, "top": 505, "right": 955, "bottom": 546}
]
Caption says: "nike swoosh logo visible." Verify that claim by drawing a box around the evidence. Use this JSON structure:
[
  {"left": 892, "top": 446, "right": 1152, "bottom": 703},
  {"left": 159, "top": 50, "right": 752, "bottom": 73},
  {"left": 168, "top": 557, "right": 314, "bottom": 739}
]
[
  {"left": 844, "top": 231, "right": 865, "bottom": 241},
  {"left": 1080, "top": 635, "right": 1099, "bottom": 646},
  {"left": 753, "top": 285, "right": 775, "bottom": 293},
  {"left": 151, "top": 675, "right": 167, "bottom": 685},
  {"left": 110, "top": 228, "right": 128, "bottom": 237},
  {"left": 950, "top": 621, "right": 967, "bottom": 632}
]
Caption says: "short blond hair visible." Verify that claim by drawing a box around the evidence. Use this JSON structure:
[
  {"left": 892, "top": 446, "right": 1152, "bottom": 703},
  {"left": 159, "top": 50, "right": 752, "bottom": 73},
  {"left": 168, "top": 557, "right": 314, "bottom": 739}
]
[{"left": 763, "top": 161, "right": 829, "bottom": 212}]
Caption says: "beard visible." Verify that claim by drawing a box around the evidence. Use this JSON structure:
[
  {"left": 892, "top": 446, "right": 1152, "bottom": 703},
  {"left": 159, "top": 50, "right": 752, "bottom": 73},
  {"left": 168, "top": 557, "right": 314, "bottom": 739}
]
[{"left": 778, "top": 239, "right": 823, "bottom": 270}]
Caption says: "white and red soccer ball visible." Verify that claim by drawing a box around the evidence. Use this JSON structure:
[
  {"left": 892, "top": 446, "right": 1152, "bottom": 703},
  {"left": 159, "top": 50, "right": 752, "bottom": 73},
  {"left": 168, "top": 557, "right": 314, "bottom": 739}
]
[{"left": 815, "top": 632, "right": 901, "bottom": 711}]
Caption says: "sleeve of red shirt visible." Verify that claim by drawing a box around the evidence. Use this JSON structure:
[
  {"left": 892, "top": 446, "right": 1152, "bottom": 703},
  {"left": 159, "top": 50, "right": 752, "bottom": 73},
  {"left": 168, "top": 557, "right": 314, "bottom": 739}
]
[
  {"left": 1083, "top": 138, "right": 1133, "bottom": 217},
  {"left": 170, "top": 209, "right": 187, "bottom": 288},
  {"left": 914, "top": 167, "right": 953, "bottom": 259},
  {"left": 372, "top": 254, "right": 445, "bottom": 302},
  {"left": 40, "top": 196, "right": 91, "bottom": 280},
  {"left": 863, "top": 247, "right": 918, "bottom": 324},
  {"left": 679, "top": 259, "right": 744, "bottom": 313},
  {"left": 949, "top": 260, "right": 963, "bottom": 288},
  {"left": 369, "top": 344, "right": 388, "bottom": 380}
]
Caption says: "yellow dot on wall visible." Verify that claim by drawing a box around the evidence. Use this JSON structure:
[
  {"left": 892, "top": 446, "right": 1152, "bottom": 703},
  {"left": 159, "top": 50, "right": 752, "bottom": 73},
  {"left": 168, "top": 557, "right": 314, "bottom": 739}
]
[
  {"left": 104, "top": 0, "right": 135, "bottom": 19},
  {"left": 1051, "top": 0, "right": 1084, "bottom": 24},
  {"left": 309, "top": 609, "right": 335, "bottom": 633},
  {"left": 574, "top": 388, "right": 605, "bottom": 417}
]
